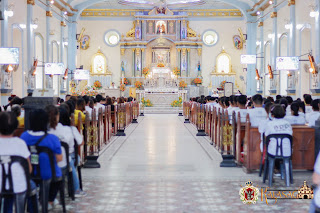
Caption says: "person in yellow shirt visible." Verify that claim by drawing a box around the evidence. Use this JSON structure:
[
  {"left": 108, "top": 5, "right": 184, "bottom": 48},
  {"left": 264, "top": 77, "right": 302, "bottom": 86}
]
[
  {"left": 11, "top": 105, "right": 24, "bottom": 128},
  {"left": 74, "top": 98, "right": 86, "bottom": 126}
]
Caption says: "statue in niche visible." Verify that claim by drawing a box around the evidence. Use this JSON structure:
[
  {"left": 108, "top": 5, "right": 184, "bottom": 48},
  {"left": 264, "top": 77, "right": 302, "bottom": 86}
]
[
  {"left": 156, "top": 6, "right": 166, "bottom": 14},
  {"left": 90, "top": 49, "right": 109, "bottom": 75},
  {"left": 135, "top": 26, "right": 141, "bottom": 39},
  {"left": 181, "top": 28, "right": 187, "bottom": 39},
  {"left": 121, "top": 61, "right": 125, "bottom": 72},
  {"left": 198, "top": 61, "right": 201, "bottom": 71}
]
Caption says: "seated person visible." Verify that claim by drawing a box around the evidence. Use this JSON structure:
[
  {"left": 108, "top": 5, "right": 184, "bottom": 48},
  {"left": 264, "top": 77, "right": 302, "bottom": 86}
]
[
  {"left": 109, "top": 82, "right": 117, "bottom": 89},
  {"left": 285, "top": 102, "right": 306, "bottom": 125},
  {"left": 11, "top": 105, "right": 24, "bottom": 128},
  {"left": 235, "top": 95, "right": 248, "bottom": 123},
  {"left": 310, "top": 151, "right": 320, "bottom": 213},
  {"left": 308, "top": 99, "right": 320, "bottom": 127},
  {"left": 20, "top": 109, "right": 62, "bottom": 210},
  {"left": 74, "top": 98, "right": 86, "bottom": 126},
  {"left": 304, "top": 94, "right": 313, "bottom": 122},
  {"left": 248, "top": 94, "right": 267, "bottom": 127},
  {"left": 227, "top": 95, "right": 239, "bottom": 121},
  {"left": 0, "top": 112, "right": 32, "bottom": 213},
  {"left": 260, "top": 104, "right": 293, "bottom": 156}
]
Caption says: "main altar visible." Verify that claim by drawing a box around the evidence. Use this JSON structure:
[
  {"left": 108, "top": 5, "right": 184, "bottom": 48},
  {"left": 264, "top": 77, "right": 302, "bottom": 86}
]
[{"left": 118, "top": 5, "right": 202, "bottom": 105}]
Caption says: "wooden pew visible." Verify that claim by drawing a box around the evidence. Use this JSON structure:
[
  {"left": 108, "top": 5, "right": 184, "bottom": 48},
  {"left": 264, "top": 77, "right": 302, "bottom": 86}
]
[{"left": 242, "top": 115, "right": 315, "bottom": 173}]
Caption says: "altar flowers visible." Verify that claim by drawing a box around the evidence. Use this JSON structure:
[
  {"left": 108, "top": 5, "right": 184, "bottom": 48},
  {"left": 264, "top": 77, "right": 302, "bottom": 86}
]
[
  {"left": 93, "top": 80, "right": 102, "bottom": 90},
  {"left": 193, "top": 78, "right": 202, "bottom": 85},
  {"left": 179, "top": 80, "right": 187, "bottom": 89},
  {"left": 135, "top": 81, "right": 142, "bottom": 89},
  {"left": 142, "top": 67, "right": 150, "bottom": 77},
  {"left": 173, "top": 67, "right": 181, "bottom": 77}
]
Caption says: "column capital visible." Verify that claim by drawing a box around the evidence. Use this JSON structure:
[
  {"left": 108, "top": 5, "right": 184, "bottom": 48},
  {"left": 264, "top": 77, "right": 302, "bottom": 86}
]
[
  {"left": 60, "top": 21, "right": 66, "bottom": 27},
  {"left": 258, "top": 22, "right": 264, "bottom": 27},
  {"left": 177, "top": 48, "right": 181, "bottom": 52},
  {"left": 27, "top": 0, "right": 35, "bottom": 5},
  {"left": 288, "top": 0, "right": 295, "bottom": 6},
  {"left": 46, "top": 11, "right": 53, "bottom": 17},
  {"left": 270, "top": 12, "right": 277, "bottom": 18},
  {"left": 121, "top": 48, "right": 125, "bottom": 55},
  {"left": 197, "top": 48, "right": 202, "bottom": 56},
  {"left": 141, "top": 48, "right": 145, "bottom": 52}
]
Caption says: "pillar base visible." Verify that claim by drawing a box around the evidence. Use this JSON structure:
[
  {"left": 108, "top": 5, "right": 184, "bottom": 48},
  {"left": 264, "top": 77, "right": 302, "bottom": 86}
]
[
  {"left": 220, "top": 155, "right": 237, "bottom": 167},
  {"left": 83, "top": 156, "right": 100, "bottom": 168},
  {"left": 184, "top": 119, "right": 190, "bottom": 123},
  {"left": 140, "top": 113, "right": 144, "bottom": 116},
  {"left": 132, "top": 119, "right": 138, "bottom": 123},
  {"left": 116, "top": 129, "right": 126, "bottom": 136},
  {"left": 178, "top": 112, "right": 183, "bottom": 116},
  {"left": 196, "top": 130, "right": 206, "bottom": 136}
]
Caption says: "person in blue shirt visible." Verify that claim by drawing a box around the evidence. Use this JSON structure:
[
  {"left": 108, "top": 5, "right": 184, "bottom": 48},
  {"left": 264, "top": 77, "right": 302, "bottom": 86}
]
[{"left": 20, "top": 109, "right": 62, "bottom": 211}]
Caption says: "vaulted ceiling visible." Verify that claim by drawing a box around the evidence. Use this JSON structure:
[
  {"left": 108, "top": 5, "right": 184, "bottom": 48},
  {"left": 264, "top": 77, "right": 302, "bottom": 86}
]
[{"left": 66, "top": 0, "right": 264, "bottom": 20}]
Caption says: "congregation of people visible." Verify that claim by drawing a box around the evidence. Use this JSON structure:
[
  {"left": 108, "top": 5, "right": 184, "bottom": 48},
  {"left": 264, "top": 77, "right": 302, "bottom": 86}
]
[
  {"left": 189, "top": 93, "right": 320, "bottom": 212},
  {"left": 0, "top": 93, "right": 136, "bottom": 212}
]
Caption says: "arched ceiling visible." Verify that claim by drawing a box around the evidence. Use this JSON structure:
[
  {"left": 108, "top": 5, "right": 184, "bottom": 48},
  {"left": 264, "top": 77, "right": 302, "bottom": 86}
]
[{"left": 67, "top": 0, "right": 261, "bottom": 20}]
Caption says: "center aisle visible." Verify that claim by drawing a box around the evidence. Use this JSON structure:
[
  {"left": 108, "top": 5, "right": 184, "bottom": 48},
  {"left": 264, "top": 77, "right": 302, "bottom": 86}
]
[{"left": 61, "top": 114, "right": 312, "bottom": 213}]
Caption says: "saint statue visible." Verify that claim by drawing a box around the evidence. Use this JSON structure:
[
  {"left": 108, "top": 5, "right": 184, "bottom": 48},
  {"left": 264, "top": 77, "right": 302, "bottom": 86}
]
[
  {"left": 198, "top": 61, "right": 201, "bottom": 71},
  {"left": 121, "top": 61, "right": 125, "bottom": 72}
]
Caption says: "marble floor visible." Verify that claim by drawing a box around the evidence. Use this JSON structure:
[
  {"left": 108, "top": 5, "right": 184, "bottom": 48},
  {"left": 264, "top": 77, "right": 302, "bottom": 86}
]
[{"left": 54, "top": 114, "right": 314, "bottom": 213}]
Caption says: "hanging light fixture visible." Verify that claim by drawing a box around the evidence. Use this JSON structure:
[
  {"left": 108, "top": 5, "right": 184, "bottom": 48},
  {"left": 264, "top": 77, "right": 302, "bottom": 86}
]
[
  {"left": 6, "top": 64, "right": 13, "bottom": 72},
  {"left": 255, "top": 68, "right": 261, "bottom": 80},
  {"left": 31, "top": 59, "right": 38, "bottom": 76},
  {"left": 308, "top": 54, "right": 317, "bottom": 74},
  {"left": 268, "top": 65, "right": 273, "bottom": 79},
  {"left": 63, "top": 68, "right": 68, "bottom": 80}
]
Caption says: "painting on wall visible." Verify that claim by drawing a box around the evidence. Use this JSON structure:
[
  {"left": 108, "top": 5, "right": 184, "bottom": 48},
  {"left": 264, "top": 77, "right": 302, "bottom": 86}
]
[
  {"left": 80, "top": 35, "right": 90, "bottom": 50},
  {"left": 233, "top": 35, "right": 243, "bottom": 50},
  {"left": 156, "top": 21, "right": 166, "bottom": 34}
]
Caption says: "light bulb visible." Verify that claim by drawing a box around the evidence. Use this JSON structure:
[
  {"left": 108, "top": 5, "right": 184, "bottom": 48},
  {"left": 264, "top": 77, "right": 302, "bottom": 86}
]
[
  {"left": 285, "top": 24, "right": 291, "bottom": 30},
  {"left": 19, "top": 24, "right": 26, "bottom": 29},
  {"left": 50, "top": 0, "right": 54, "bottom": 4},
  {"left": 256, "top": 11, "right": 261, "bottom": 15},
  {"left": 64, "top": 11, "right": 67, "bottom": 15},
  {"left": 269, "top": 1, "right": 273, "bottom": 4},
  {"left": 296, "top": 24, "right": 303, "bottom": 30},
  {"left": 31, "top": 24, "right": 38, "bottom": 29},
  {"left": 309, "top": 67, "right": 314, "bottom": 73},
  {"left": 8, "top": 65, "right": 13, "bottom": 71}
]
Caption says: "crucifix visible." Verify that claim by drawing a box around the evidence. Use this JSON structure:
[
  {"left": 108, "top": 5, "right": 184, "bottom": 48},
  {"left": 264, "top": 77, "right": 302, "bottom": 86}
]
[{"left": 39, "top": 88, "right": 49, "bottom": 96}]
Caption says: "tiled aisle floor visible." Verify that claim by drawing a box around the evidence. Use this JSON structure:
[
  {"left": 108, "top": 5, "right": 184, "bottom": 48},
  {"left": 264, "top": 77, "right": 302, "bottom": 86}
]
[{"left": 56, "top": 115, "right": 314, "bottom": 213}]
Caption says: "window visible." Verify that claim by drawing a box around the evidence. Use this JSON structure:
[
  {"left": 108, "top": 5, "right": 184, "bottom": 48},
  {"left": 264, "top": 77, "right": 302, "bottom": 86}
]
[
  {"left": 104, "top": 30, "right": 120, "bottom": 47},
  {"left": 202, "top": 30, "right": 218, "bottom": 46}
]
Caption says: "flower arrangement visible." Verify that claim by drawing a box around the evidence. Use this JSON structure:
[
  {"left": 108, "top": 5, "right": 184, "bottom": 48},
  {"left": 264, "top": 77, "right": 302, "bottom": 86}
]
[
  {"left": 71, "top": 90, "right": 98, "bottom": 97},
  {"left": 179, "top": 80, "right": 187, "bottom": 89},
  {"left": 141, "top": 98, "right": 153, "bottom": 107},
  {"left": 173, "top": 67, "right": 181, "bottom": 77},
  {"left": 93, "top": 80, "right": 102, "bottom": 90},
  {"left": 142, "top": 67, "right": 150, "bottom": 77},
  {"left": 120, "top": 84, "right": 126, "bottom": 92},
  {"left": 220, "top": 80, "right": 227, "bottom": 89},
  {"left": 157, "top": 63, "right": 165, "bottom": 68},
  {"left": 194, "top": 78, "right": 202, "bottom": 85},
  {"left": 171, "top": 96, "right": 182, "bottom": 107},
  {"left": 122, "top": 78, "right": 129, "bottom": 85},
  {"left": 135, "top": 81, "right": 142, "bottom": 89}
]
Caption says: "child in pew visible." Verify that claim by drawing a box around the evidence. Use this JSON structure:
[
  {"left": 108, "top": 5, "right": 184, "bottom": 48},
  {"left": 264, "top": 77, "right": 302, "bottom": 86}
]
[
  {"left": 259, "top": 104, "right": 292, "bottom": 157},
  {"left": 284, "top": 102, "right": 306, "bottom": 125},
  {"left": 235, "top": 95, "right": 248, "bottom": 123},
  {"left": 308, "top": 99, "right": 320, "bottom": 127},
  {"left": 248, "top": 94, "right": 267, "bottom": 127}
]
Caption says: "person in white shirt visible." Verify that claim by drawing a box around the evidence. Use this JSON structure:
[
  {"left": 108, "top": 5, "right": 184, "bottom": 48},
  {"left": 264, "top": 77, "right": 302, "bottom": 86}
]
[
  {"left": 285, "top": 96, "right": 294, "bottom": 116},
  {"left": 109, "top": 82, "right": 117, "bottom": 89},
  {"left": 96, "top": 94, "right": 105, "bottom": 113},
  {"left": 310, "top": 151, "right": 320, "bottom": 213},
  {"left": 235, "top": 95, "right": 248, "bottom": 123},
  {"left": 308, "top": 99, "right": 320, "bottom": 127},
  {"left": 304, "top": 94, "right": 313, "bottom": 122},
  {"left": 285, "top": 102, "right": 306, "bottom": 125},
  {"left": 212, "top": 90, "right": 219, "bottom": 98},
  {"left": 248, "top": 94, "right": 267, "bottom": 127},
  {"left": 0, "top": 112, "right": 32, "bottom": 213},
  {"left": 228, "top": 95, "right": 239, "bottom": 121},
  {"left": 261, "top": 104, "right": 293, "bottom": 157}
]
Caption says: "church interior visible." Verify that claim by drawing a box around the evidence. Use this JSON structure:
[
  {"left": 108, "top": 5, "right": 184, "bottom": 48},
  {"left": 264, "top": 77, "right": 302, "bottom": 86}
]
[{"left": 0, "top": 0, "right": 320, "bottom": 212}]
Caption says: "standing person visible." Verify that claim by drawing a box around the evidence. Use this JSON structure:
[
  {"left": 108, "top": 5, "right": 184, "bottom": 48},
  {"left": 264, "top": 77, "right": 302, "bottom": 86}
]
[
  {"left": 248, "top": 94, "right": 267, "bottom": 127},
  {"left": 0, "top": 112, "right": 32, "bottom": 213}
]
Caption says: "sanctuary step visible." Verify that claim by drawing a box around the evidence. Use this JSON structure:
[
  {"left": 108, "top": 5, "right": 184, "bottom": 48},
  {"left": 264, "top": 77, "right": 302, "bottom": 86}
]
[{"left": 143, "top": 105, "right": 181, "bottom": 114}]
